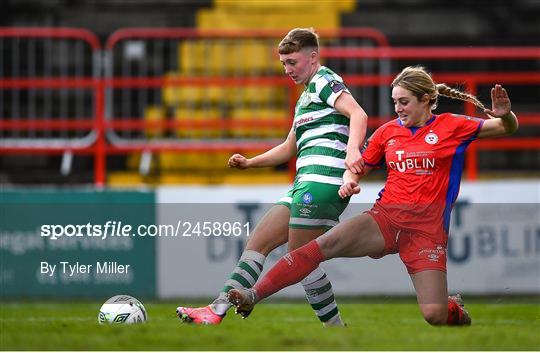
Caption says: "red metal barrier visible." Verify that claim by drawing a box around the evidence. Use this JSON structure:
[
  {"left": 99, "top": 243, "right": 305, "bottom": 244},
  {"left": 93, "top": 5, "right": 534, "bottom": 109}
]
[
  {"left": 0, "top": 27, "right": 100, "bottom": 48},
  {"left": 105, "top": 27, "right": 390, "bottom": 49},
  {"left": 322, "top": 47, "right": 540, "bottom": 59},
  {"left": 0, "top": 27, "right": 104, "bottom": 185},
  {"left": 1, "top": 27, "right": 539, "bottom": 185}
]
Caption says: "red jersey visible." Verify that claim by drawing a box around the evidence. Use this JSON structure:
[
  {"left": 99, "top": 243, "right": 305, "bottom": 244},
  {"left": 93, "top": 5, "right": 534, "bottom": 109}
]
[{"left": 362, "top": 113, "right": 484, "bottom": 240}]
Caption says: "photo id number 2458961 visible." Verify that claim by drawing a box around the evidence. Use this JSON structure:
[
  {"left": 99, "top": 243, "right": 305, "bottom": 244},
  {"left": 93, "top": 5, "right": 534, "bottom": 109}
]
[{"left": 170, "top": 221, "right": 250, "bottom": 237}]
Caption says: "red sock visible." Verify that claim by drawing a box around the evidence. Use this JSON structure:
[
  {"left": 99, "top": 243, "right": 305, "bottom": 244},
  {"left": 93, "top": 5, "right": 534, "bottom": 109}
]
[
  {"left": 447, "top": 297, "right": 464, "bottom": 325},
  {"left": 254, "top": 240, "right": 325, "bottom": 300}
]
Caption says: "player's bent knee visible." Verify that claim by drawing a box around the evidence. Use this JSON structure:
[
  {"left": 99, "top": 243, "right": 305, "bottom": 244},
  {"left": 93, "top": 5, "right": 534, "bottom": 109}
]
[{"left": 316, "top": 233, "right": 340, "bottom": 259}]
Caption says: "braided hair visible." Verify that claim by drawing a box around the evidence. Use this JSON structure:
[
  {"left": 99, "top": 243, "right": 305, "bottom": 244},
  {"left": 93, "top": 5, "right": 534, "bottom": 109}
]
[
  {"left": 392, "top": 66, "right": 487, "bottom": 114},
  {"left": 436, "top": 83, "right": 486, "bottom": 111}
]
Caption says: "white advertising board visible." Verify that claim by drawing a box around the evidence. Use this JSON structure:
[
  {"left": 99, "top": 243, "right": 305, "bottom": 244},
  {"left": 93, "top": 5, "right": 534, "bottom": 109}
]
[{"left": 156, "top": 180, "right": 540, "bottom": 298}]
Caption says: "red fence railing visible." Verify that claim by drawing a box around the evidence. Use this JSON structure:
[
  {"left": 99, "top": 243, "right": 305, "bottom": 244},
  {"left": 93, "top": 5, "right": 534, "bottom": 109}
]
[{"left": 1, "top": 27, "right": 539, "bottom": 186}]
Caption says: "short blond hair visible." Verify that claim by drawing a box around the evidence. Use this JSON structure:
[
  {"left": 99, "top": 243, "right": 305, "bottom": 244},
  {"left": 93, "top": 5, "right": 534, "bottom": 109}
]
[{"left": 278, "top": 28, "right": 319, "bottom": 55}]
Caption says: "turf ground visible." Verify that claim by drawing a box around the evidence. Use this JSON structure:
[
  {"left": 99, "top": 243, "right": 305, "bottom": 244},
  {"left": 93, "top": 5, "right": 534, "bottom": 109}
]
[{"left": 1, "top": 300, "right": 539, "bottom": 350}]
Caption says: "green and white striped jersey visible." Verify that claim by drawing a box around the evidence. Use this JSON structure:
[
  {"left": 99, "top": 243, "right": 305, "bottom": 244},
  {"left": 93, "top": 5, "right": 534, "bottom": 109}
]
[{"left": 293, "top": 66, "right": 350, "bottom": 186}]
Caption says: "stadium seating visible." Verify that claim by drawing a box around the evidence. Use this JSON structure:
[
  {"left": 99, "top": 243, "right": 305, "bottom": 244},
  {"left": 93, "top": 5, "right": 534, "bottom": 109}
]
[
  {"left": 173, "top": 106, "right": 222, "bottom": 138},
  {"left": 134, "top": 0, "right": 355, "bottom": 184},
  {"left": 143, "top": 106, "right": 166, "bottom": 138},
  {"left": 178, "top": 39, "right": 280, "bottom": 75},
  {"left": 230, "top": 108, "right": 289, "bottom": 138}
]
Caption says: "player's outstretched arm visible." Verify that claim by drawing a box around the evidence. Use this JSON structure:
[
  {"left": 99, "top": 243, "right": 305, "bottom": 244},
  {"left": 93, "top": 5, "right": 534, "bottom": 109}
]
[
  {"left": 478, "top": 84, "right": 518, "bottom": 138},
  {"left": 228, "top": 128, "right": 297, "bottom": 169}
]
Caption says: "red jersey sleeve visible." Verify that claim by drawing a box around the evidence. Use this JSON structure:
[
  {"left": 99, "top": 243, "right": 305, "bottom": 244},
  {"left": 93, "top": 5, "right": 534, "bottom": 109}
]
[
  {"left": 446, "top": 113, "right": 484, "bottom": 142},
  {"left": 361, "top": 127, "right": 385, "bottom": 167}
]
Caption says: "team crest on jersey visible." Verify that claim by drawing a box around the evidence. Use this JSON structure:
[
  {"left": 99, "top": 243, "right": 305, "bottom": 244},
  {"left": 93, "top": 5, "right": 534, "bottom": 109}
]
[
  {"left": 425, "top": 132, "right": 439, "bottom": 145},
  {"left": 302, "top": 192, "right": 313, "bottom": 204}
]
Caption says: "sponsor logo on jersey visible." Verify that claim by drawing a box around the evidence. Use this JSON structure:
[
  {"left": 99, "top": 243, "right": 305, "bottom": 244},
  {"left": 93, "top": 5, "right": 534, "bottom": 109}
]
[
  {"left": 294, "top": 116, "right": 315, "bottom": 129},
  {"left": 419, "top": 245, "right": 446, "bottom": 262},
  {"left": 387, "top": 139, "right": 396, "bottom": 146},
  {"left": 428, "top": 253, "right": 440, "bottom": 261},
  {"left": 388, "top": 150, "right": 436, "bottom": 174},
  {"left": 299, "top": 207, "right": 311, "bottom": 217}
]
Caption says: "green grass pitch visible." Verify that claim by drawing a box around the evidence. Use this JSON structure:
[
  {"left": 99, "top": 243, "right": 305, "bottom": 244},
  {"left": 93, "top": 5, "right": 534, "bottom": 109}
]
[{"left": 1, "top": 300, "right": 539, "bottom": 350}]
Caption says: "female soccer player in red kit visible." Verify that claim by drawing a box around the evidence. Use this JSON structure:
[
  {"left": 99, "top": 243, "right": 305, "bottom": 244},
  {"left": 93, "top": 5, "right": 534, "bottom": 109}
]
[{"left": 228, "top": 66, "right": 518, "bottom": 326}]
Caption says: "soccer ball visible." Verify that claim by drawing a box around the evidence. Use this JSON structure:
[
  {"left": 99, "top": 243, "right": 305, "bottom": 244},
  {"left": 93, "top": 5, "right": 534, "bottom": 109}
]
[{"left": 98, "top": 294, "right": 148, "bottom": 324}]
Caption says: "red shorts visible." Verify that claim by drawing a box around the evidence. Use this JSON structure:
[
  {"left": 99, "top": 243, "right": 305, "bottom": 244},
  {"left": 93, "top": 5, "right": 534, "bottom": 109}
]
[{"left": 366, "top": 208, "right": 448, "bottom": 274}]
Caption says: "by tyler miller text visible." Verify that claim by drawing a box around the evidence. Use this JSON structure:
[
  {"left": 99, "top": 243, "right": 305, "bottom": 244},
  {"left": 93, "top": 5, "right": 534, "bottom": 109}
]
[{"left": 40, "top": 261, "right": 130, "bottom": 277}]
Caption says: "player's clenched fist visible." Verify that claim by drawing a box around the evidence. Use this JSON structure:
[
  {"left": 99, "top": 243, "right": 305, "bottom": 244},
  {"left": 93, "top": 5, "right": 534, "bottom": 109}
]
[
  {"left": 338, "top": 181, "right": 361, "bottom": 198},
  {"left": 228, "top": 154, "right": 250, "bottom": 169}
]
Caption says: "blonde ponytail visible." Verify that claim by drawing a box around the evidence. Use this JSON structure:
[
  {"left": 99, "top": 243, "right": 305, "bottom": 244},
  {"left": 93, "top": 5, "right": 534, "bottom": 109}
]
[
  {"left": 436, "top": 83, "right": 486, "bottom": 111},
  {"left": 392, "top": 66, "right": 489, "bottom": 116}
]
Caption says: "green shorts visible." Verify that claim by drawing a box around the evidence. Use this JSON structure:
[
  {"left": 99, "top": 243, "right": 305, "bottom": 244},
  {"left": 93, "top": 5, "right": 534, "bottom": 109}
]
[{"left": 276, "top": 181, "right": 350, "bottom": 230}]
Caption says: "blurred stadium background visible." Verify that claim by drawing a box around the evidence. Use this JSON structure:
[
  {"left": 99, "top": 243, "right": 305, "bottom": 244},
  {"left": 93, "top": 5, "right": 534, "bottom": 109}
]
[
  {"left": 1, "top": 0, "right": 539, "bottom": 319},
  {"left": 1, "top": 0, "right": 539, "bottom": 185}
]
